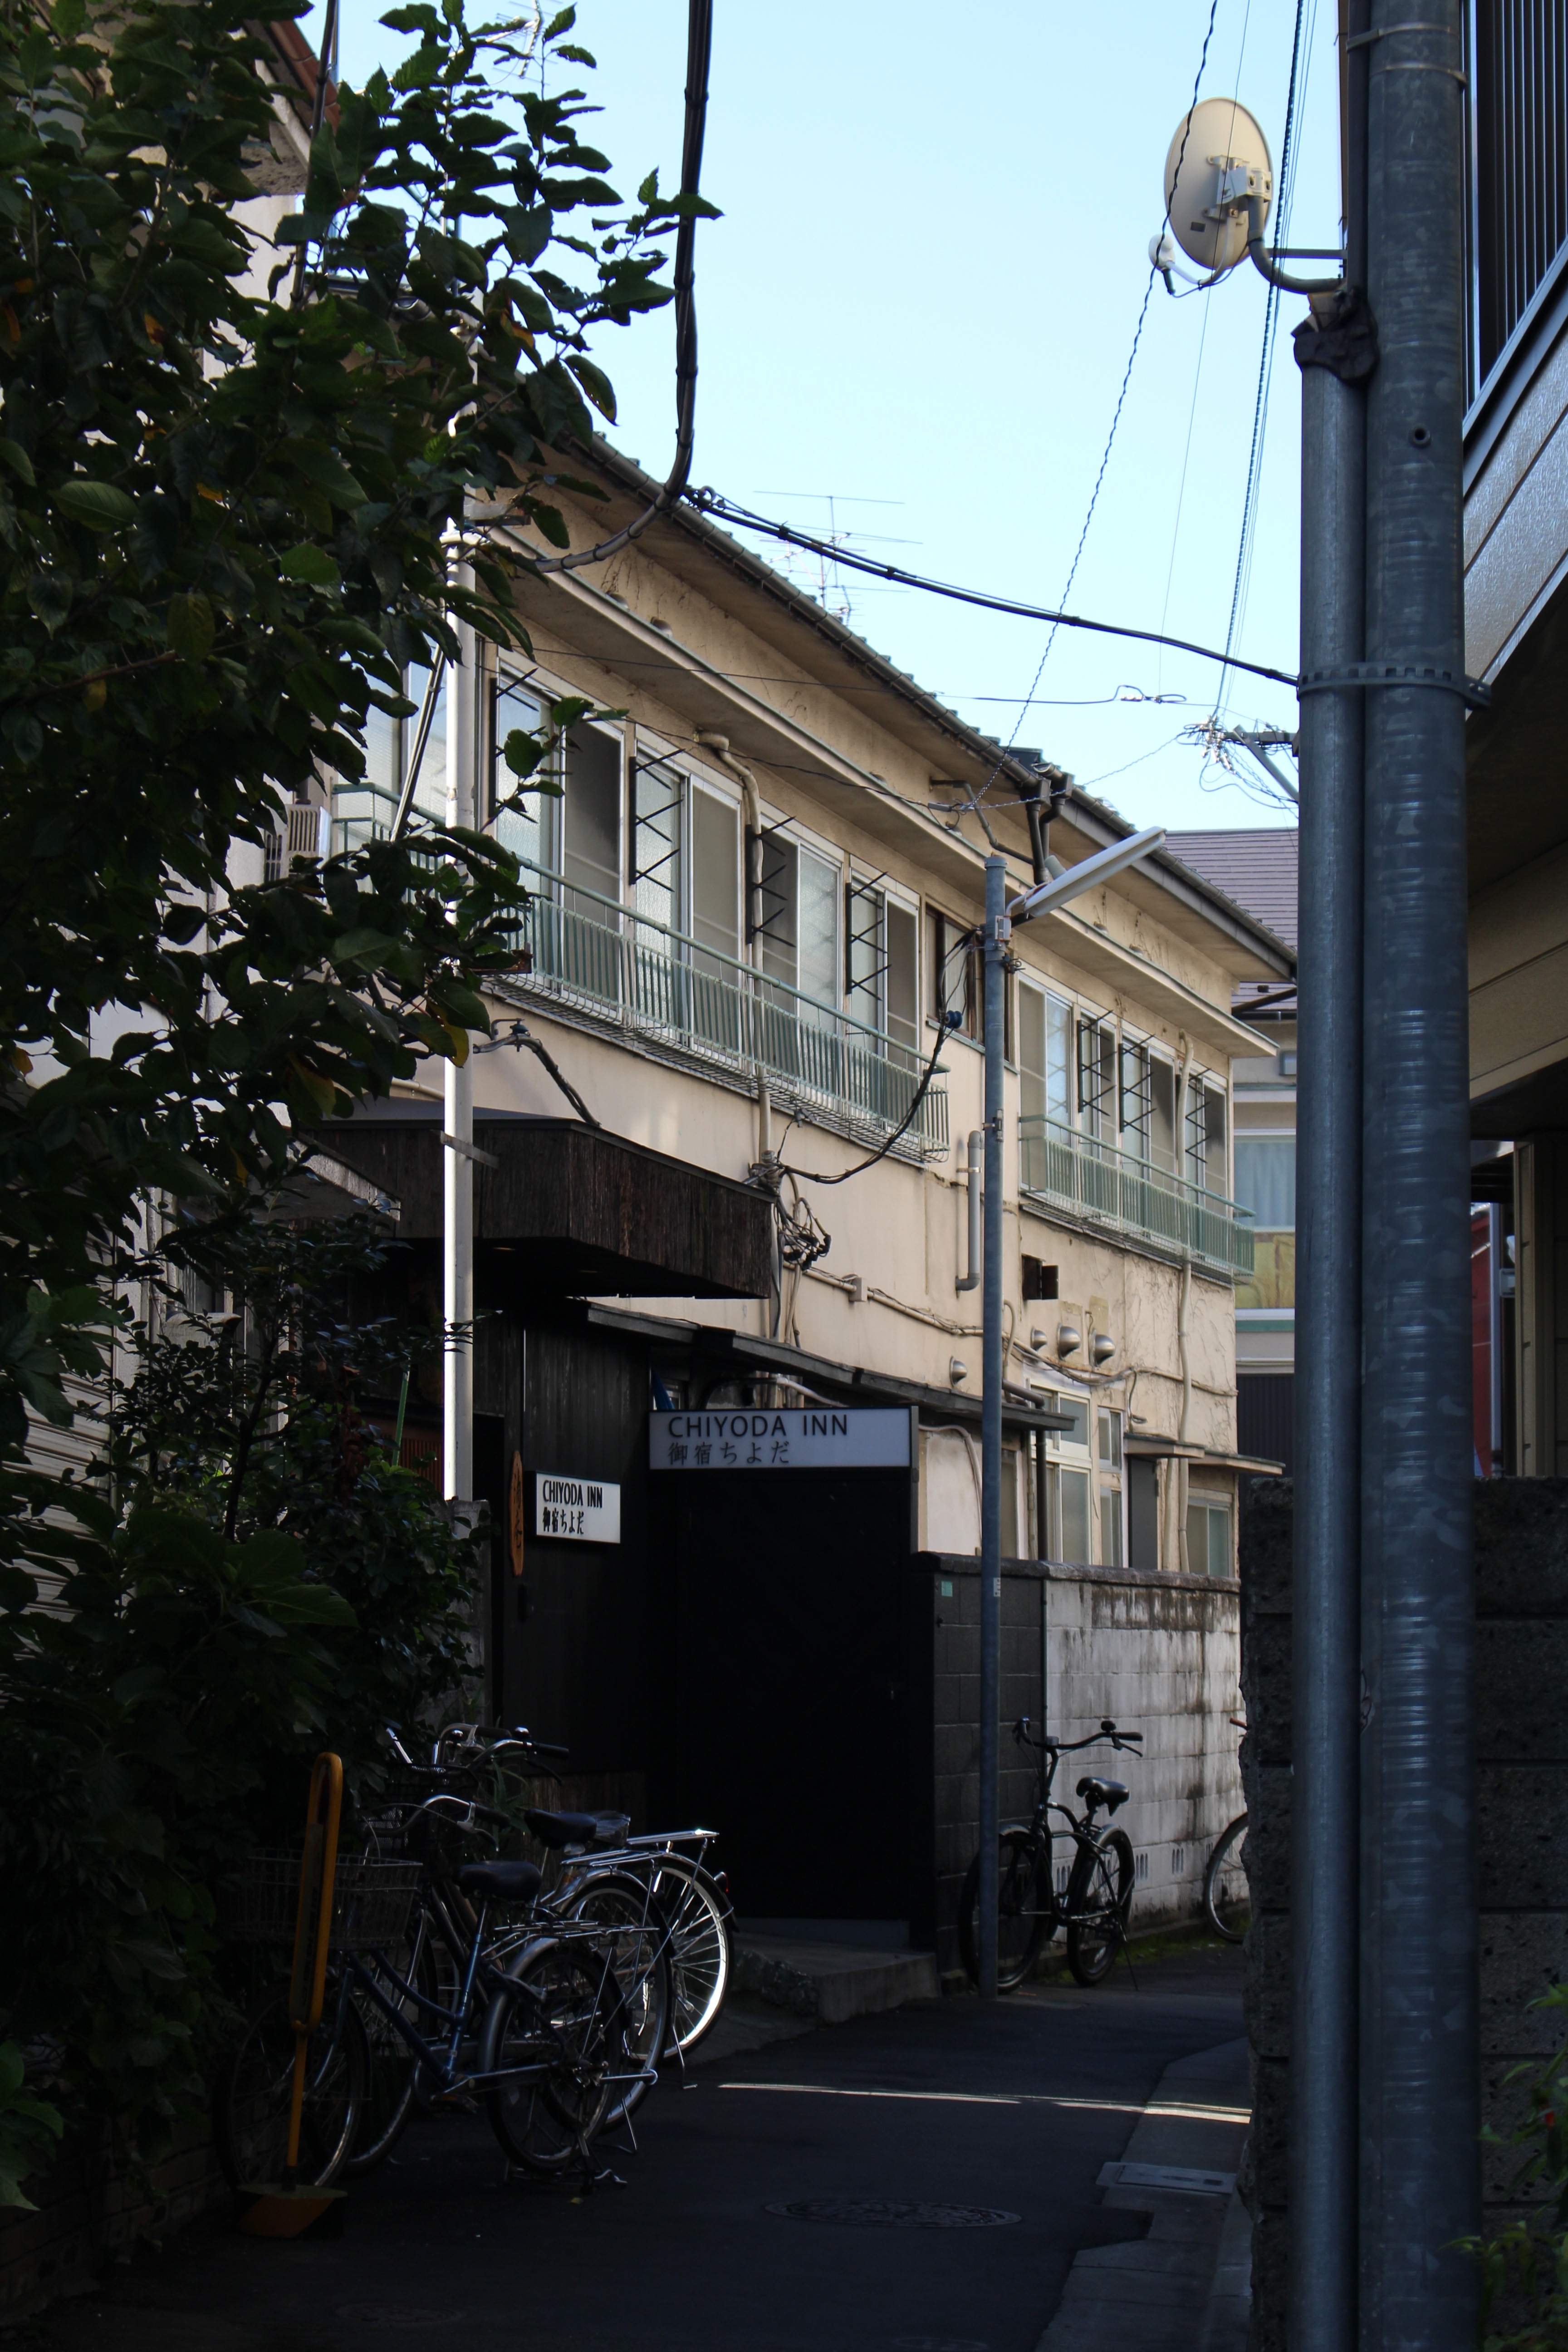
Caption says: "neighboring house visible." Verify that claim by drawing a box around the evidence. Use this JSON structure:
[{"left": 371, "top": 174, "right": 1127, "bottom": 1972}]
[
  {"left": 306, "top": 441, "right": 1294, "bottom": 1953},
  {"left": 1166, "top": 829, "right": 1298, "bottom": 1476},
  {"left": 1458, "top": 10, "right": 1568, "bottom": 1477}
]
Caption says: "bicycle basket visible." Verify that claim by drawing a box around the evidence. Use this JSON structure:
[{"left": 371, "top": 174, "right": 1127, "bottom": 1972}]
[{"left": 220, "top": 1852, "right": 423, "bottom": 1950}]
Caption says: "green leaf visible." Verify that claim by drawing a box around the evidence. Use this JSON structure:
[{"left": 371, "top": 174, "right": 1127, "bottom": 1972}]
[
  {"left": 565, "top": 355, "right": 616, "bottom": 423},
  {"left": 54, "top": 479, "right": 136, "bottom": 531},
  {"left": 167, "top": 593, "right": 215, "bottom": 663},
  {"left": 278, "top": 544, "right": 342, "bottom": 588},
  {"left": 0, "top": 438, "right": 35, "bottom": 487}
]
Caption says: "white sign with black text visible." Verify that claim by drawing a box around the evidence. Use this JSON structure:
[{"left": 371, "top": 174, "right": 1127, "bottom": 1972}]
[
  {"left": 534, "top": 1474, "right": 621, "bottom": 1544},
  {"left": 648, "top": 1407, "right": 911, "bottom": 1472}
]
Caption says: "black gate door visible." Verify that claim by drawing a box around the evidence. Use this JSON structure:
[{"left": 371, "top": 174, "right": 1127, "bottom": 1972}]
[{"left": 659, "top": 1459, "right": 917, "bottom": 1925}]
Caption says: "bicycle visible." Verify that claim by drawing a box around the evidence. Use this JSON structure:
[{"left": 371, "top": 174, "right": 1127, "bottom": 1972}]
[
  {"left": 1202, "top": 1717, "right": 1249, "bottom": 1943},
  {"left": 417, "top": 1723, "right": 735, "bottom": 2063},
  {"left": 958, "top": 1717, "right": 1144, "bottom": 1991},
  {"left": 217, "top": 1798, "right": 664, "bottom": 2193}
]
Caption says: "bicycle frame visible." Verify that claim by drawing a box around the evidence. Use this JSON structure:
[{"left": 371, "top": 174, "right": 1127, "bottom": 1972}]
[{"left": 1004, "top": 1718, "right": 1143, "bottom": 1930}]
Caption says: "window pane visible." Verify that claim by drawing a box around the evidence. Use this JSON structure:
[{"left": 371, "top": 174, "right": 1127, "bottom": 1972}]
[
  {"left": 1098, "top": 1409, "right": 1121, "bottom": 1470},
  {"left": 1052, "top": 1394, "right": 1089, "bottom": 1451},
  {"left": 564, "top": 726, "right": 621, "bottom": 905},
  {"left": 404, "top": 663, "right": 447, "bottom": 826},
  {"left": 1059, "top": 1468, "right": 1091, "bottom": 1563},
  {"left": 493, "top": 675, "right": 544, "bottom": 871},
  {"left": 633, "top": 755, "right": 682, "bottom": 929},
  {"left": 797, "top": 848, "right": 838, "bottom": 1011},
  {"left": 1209, "top": 1505, "right": 1231, "bottom": 1578},
  {"left": 1046, "top": 996, "right": 1072, "bottom": 1125},
  {"left": 1100, "top": 1490, "right": 1123, "bottom": 1567},
  {"left": 886, "top": 901, "right": 918, "bottom": 1056},
  {"left": 1150, "top": 1057, "right": 1176, "bottom": 1171},
  {"left": 1019, "top": 983, "right": 1046, "bottom": 1124},
  {"left": 759, "top": 833, "right": 798, "bottom": 988},
  {"left": 691, "top": 788, "right": 739, "bottom": 960},
  {"left": 1233, "top": 1135, "right": 1297, "bottom": 1230}
]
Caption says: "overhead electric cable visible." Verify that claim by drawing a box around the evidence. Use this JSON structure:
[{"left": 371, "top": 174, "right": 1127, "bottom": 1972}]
[
  {"left": 943, "top": 0, "right": 1222, "bottom": 825},
  {"left": 1215, "top": 0, "right": 1313, "bottom": 707},
  {"left": 684, "top": 490, "right": 1297, "bottom": 690},
  {"left": 529, "top": 0, "right": 713, "bottom": 576}
]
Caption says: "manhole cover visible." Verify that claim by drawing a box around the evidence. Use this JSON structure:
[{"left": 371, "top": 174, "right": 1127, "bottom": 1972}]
[
  {"left": 766, "top": 2199, "right": 1019, "bottom": 2229},
  {"left": 334, "top": 2308, "right": 462, "bottom": 2328}
]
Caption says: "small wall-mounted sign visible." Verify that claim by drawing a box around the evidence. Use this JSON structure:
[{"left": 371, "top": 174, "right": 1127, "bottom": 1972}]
[
  {"left": 534, "top": 1473, "right": 621, "bottom": 1544},
  {"left": 648, "top": 1407, "right": 912, "bottom": 1471}
]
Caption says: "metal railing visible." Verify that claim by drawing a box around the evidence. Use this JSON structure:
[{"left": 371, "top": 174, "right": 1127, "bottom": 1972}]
[
  {"left": 502, "top": 862, "right": 946, "bottom": 1156},
  {"left": 330, "top": 782, "right": 946, "bottom": 1157},
  {"left": 1019, "top": 1116, "right": 1254, "bottom": 1278}
]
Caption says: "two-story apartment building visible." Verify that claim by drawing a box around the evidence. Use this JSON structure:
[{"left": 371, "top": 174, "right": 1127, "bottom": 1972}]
[
  {"left": 285, "top": 444, "right": 1293, "bottom": 1949},
  {"left": 1167, "top": 829, "right": 1299, "bottom": 1478}
]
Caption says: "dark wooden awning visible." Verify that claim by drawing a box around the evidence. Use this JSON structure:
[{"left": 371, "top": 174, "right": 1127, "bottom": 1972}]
[{"left": 310, "top": 1110, "right": 773, "bottom": 1300}]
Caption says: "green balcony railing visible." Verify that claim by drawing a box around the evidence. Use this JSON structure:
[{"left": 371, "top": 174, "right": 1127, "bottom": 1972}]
[
  {"left": 503, "top": 862, "right": 947, "bottom": 1156},
  {"left": 1019, "top": 1115, "right": 1254, "bottom": 1278},
  {"left": 331, "top": 783, "right": 947, "bottom": 1158}
]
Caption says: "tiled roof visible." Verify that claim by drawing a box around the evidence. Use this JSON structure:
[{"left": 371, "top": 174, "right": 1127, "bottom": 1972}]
[{"left": 1164, "top": 828, "right": 1299, "bottom": 952}]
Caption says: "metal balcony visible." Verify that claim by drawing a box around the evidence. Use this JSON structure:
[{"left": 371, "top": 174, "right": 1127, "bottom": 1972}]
[
  {"left": 501, "top": 867, "right": 947, "bottom": 1157},
  {"left": 1019, "top": 1116, "right": 1254, "bottom": 1279},
  {"left": 330, "top": 781, "right": 948, "bottom": 1160}
]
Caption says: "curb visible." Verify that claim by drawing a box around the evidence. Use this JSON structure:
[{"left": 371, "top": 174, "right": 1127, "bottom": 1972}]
[{"left": 1034, "top": 2037, "right": 1251, "bottom": 2352}]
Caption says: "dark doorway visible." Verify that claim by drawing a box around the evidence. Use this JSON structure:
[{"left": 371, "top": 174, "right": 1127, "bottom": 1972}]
[{"left": 652, "top": 1460, "right": 918, "bottom": 1926}]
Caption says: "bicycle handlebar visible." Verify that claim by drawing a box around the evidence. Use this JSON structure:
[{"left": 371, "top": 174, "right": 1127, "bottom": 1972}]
[{"left": 1011, "top": 1714, "right": 1145, "bottom": 1755}]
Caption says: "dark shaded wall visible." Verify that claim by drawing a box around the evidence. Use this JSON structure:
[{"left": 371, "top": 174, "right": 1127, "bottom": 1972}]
[{"left": 1240, "top": 1478, "right": 1568, "bottom": 2349}]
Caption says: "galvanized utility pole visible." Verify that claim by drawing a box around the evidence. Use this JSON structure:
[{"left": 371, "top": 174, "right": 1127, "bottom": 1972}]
[
  {"left": 976, "top": 854, "right": 1007, "bottom": 1999},
  {"left": 1358, "top": 4, "right": 1478, "bottom": 2341},
  {"left": 443, "top": 604, "right": 478, "bottom": 1513}
]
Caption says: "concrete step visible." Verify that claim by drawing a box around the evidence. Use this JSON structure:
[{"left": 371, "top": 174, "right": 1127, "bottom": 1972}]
[{"left": 732, "top": 1934, "right": 940, "bottom": 2025}]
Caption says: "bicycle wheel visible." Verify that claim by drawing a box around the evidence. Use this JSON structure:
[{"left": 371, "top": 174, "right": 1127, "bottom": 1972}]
[
  {"left": 214, "top": 1980, "right": 369, "bottom": 2191},
  {"left": 1202, "top": 1813, "right": 1250, "bottom": 1943},
  {"left": 345, "top": 1920, "right": 439, "bottom": 2174},
  {"left": 479, "top": 1936, "right": 631, "bottom": 2174},
  {"left": 645, "top": 1856, "right": 733, "bottom": 2056},
  {"left": 1065, "top": 1829, "right": 1135, "bottom": 1988},
  {"left": 565, "top": 1871, "right": 671, "bottom": 2123},
  {"left": 956, "top": 1829, "right": 1053, "bottom": 1992}
]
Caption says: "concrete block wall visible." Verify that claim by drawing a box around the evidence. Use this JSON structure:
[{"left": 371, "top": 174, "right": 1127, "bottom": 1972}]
[
  {"left": 926, "top": 1555, "right": 1243, "bottom": 1980},
  {"left": 1240, "top": 1477, "right": 1568, "bottom": 2351}
]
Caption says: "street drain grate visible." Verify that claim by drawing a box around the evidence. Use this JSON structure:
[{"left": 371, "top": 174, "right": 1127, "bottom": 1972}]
[
  {"left": 766, "top": 2199, "right": 1020, "bottom": 2229},
  {"left": 334, "top": 2307, "right": 463, "bottom": 2327}
]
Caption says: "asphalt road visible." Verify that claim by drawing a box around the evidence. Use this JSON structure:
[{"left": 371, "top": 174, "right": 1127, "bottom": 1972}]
[{"left": 41, "top": 1945, "right": 1245, "bottom": 2352}]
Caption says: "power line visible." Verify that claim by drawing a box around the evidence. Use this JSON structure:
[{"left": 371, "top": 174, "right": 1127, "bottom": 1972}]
[
  {"left": 1216, "top": 0, "right": 1314, "bottom": 706},
  {"left": 684, "top": 488, "right": 1298, "bottom": 691}
]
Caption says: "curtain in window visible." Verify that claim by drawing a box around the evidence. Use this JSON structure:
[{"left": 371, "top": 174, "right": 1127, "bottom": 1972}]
[{"left": 1233, "top": 1134, "right": 1296, "bottom": 1229}]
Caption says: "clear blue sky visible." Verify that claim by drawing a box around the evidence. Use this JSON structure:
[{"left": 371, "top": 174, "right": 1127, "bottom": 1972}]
[{"left": 309, "top": 1, "right": 1340, "bottom": 831}]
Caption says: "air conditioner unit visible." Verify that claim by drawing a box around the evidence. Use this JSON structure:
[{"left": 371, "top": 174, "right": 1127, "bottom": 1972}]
[{"left": 264, "top": 800, "right": 331, "bottom": 879}]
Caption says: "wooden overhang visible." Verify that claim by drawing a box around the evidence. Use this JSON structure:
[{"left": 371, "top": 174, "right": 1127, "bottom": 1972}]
[{"left": 310, "top": 1110, "right": 773, "bottom": 1301}]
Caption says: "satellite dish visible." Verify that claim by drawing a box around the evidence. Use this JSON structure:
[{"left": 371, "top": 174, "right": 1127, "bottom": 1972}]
[{"left": 1162, "top": 97, "right": 1273, "bottom": 276}]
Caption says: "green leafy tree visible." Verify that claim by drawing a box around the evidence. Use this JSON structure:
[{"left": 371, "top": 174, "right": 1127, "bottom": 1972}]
[
  {"left": 0, "top": 1205, "right": 484, "bottom": 2165},
  {"left": 0, "top": 0, "right": 707, "bottom": 1531}
]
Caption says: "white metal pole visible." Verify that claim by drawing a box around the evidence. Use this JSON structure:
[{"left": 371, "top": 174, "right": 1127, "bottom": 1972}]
[{"left": 443, "top": 594, "right": 477, "bottom": 1509}]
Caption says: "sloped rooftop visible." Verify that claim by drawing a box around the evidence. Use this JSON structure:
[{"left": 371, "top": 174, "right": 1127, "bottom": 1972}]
[{"left": 1165, "top": 828, "right": 1299, "bottom": 952}]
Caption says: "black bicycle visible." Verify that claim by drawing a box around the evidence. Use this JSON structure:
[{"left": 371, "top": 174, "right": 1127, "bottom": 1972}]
[{"left": 959, "top": 1717, "right": 1143, "bottom": 1990}]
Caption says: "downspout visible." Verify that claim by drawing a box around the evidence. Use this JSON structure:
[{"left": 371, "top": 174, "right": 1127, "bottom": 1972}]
[{"left": 697, "top": 733, "right": 776, "bottom": 1338}]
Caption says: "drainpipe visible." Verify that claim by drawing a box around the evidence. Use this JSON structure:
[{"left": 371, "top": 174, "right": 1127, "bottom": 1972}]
[
  {"left": 956, "top": 1131, "right": 982, "bottom": 1292},
  {"left": 696, "top": 732, "right": 771, "bottom": 1169}
]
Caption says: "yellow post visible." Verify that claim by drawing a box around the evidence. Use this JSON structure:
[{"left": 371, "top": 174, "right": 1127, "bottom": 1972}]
[{"left": 237, "top": 1751, "right": 348, "bottom": 2237}]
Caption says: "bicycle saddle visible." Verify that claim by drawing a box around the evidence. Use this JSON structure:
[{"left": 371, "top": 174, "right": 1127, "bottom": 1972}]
[
  {"left": 523, "top": 1807, "right": 631, "bottom": 1851},
  {"left": 1076, "top": 1777, "right": 1129, "bottom": 1814},
  {"left": 456, "top": 1858, "right": 543, "bottom": 1903}
]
